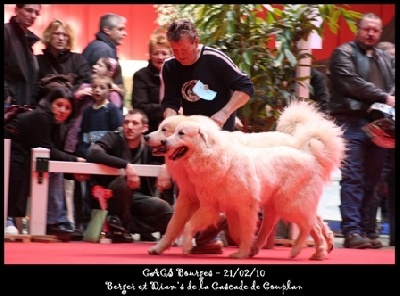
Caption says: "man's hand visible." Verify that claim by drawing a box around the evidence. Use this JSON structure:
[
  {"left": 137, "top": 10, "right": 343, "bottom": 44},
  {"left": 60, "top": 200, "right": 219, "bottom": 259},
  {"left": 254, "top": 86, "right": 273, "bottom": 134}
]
[
  {"left": 211, "top": 109, "right": 229, "bottom": 128},
  {"left": 125, "top": 163, "right": 140, "bottom": 189},
  {"left": 386, "top": 95, "right": 395, "bottom": 107}
]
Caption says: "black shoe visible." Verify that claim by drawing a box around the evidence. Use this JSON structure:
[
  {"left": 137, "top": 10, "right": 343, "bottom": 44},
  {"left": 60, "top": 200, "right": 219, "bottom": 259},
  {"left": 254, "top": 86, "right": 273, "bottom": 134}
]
[
  {"left": 343, "top": 234, "right": 371, "bottom": 249},
  {"left": 107, "top": 215, "right": 125, "bottom": 232},
  {"left": 389, "top": 241, "right": 395, "bottom": 246},
  {"left": 365, "top": 237, "right": 383, "bottom": 249},
  {"left": 70, "top": 224, "right": 84, "bottom": 241},
  {"left": 111, "top": 231, "right": 134, "bottom": 243},
  {"left": 46, "top": 223, "right": 74, "bottom": 235},
  {"left": 140, "top": 233, "right": 158, "bottom": 242}
]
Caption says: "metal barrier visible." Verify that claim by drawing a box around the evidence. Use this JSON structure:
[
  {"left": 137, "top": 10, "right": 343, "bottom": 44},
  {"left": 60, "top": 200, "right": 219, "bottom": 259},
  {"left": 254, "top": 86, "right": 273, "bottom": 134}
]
[
  {"left": 4, "top": 147, "right": 161, "bottom": 235},
  {"left": 4, "top": 142, "right": 342, "bottom": 237}
]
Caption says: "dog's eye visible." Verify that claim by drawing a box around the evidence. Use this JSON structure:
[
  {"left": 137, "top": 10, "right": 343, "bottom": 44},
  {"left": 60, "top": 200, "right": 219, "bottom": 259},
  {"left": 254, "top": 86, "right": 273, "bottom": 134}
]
[{"left": 178, "top": 131, "right": 184, "bottom": 136}]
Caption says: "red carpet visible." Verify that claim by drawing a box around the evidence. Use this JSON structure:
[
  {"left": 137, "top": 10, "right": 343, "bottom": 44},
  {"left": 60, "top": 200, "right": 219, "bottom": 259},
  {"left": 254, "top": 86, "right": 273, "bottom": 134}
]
[
  {"left": 4, "top": 241, "right": 395, "bottom": 264},
  {"left": 3, "top": 241, "right": 397, "bottom": 295}
]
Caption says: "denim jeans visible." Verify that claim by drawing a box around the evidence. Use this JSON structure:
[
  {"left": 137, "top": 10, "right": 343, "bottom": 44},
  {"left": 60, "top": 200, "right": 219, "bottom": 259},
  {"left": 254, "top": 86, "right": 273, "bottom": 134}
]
[
  {"left": 335, "top": 115, "right": 387, "bottom": 238},
  {"left": 47, "top": 172, "right": 70, "bottom": 225}
]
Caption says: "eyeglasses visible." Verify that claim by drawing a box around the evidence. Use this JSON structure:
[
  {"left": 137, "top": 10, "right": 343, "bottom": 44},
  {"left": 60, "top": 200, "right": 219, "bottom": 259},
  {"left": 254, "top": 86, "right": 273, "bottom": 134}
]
[
  {"left": 22, "top": 7, "right": 41, "bottom": 16},
  {"left": 358, "top": 27, "right": 382, "bottom": 34}
]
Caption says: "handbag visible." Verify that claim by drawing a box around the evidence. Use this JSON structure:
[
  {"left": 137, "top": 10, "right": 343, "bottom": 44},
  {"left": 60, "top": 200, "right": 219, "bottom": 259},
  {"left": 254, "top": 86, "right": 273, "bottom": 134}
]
[{"left": 4, "top": 104, "right": 34, "bottom": 124}]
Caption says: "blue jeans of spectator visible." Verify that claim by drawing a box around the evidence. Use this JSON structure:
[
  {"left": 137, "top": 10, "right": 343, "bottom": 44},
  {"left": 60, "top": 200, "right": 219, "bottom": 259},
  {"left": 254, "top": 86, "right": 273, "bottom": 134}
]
[
  {"left": 47, "top": 172, "right": 70, "bottom": 225},
  {"left": 335, "top": 115, "right": 387, "bottom": 238}
]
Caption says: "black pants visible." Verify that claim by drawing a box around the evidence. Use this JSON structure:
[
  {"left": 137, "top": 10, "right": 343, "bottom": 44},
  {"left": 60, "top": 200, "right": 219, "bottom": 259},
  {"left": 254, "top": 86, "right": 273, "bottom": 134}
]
[{"left": 107, "top": 176, "right": 173, "bottom": 235}]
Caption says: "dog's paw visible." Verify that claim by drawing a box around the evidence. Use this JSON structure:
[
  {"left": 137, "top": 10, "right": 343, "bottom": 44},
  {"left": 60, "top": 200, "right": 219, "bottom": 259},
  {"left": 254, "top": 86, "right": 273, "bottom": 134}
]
[
  {"left": 148, "top": 246, "right": 162, "bottom": 255},
  {"left": 309, "top": 245, "right": 328, "bottom": 260},
  {"left": 229, "top": 251, "right": 250, "bottom": 259},
  {"left": 148, "top": 243, "right": 169, "bottom": 255},
  {"left": 290, "top": 245, "right": 302, "bottom": 258},
  {"left": 249, "top": 246, "right": 260, "bottom": 257},
  {"left": 309, "top": 251, "right": 327, "bottom": 261}
]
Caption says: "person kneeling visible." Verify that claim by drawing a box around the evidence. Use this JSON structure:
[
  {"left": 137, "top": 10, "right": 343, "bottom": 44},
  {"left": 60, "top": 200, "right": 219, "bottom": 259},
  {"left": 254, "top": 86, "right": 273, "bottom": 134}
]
[{"left": 85, "top": 108, "right": 174, "bottom": 242}]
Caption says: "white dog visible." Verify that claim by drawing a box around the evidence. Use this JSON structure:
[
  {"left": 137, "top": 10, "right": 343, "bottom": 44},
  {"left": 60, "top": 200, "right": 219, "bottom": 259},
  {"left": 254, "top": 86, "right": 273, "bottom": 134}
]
[
  {"left": 145, "top": 101, "right": 340, "bottom": 259},
  {"left": 158, "top": 109, "right": 345, "bottom": 259}
]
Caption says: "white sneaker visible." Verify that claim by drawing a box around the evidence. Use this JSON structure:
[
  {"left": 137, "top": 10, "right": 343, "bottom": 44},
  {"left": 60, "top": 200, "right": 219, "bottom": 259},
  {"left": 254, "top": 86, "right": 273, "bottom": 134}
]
[{"left": 5, "top": 225, "right": 19, "bottom": 235}]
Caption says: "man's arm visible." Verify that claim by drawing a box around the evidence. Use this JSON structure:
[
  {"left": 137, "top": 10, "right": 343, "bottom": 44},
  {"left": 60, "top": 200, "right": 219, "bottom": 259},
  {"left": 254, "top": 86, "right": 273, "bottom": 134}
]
[
  {"left": 85, "top": 133, "right": 141, "bottom": 189},
  {"left": 212, "top": 90, "right": 250, "bottom": 128},
  {"left": 85, "top": 133, "right": 128, "bottom": 169}
]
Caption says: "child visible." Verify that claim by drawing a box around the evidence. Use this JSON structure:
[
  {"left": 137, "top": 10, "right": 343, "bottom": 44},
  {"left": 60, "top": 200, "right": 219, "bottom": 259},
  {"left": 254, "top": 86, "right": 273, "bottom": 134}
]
[
  {"left": 77, "top": 74, "right": 123, "bottom": 158},
  {"left": 92, "top": 57, "right": 125, "bottom": 110},
  {"left": 75, "top": 75, "right": 124, "bottom": 231}
]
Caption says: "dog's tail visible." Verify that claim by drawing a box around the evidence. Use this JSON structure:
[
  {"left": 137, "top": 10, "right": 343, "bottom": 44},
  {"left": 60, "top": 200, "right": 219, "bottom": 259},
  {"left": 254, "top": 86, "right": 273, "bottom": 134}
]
[
  {"left": 275, "top": 100, "right": 326, "bottom": 135},
  {"left": 293, "top": 116, "right": 346, "bottom": 182},
  {"left": 276, "top": 100, "right": 346, "bottom": 182}
]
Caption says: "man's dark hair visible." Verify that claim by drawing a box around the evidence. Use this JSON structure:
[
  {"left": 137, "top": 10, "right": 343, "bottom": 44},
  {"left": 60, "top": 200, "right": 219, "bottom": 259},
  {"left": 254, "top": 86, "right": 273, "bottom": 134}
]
[
  {"left": 16, "top": 4, "right": 41, "bottom": 8},
  {"left": 166, "top": 19, "right": 198, "bottom": 43},
  {"left": 125, "top": 108, "right": 149, "bottom": 124}
]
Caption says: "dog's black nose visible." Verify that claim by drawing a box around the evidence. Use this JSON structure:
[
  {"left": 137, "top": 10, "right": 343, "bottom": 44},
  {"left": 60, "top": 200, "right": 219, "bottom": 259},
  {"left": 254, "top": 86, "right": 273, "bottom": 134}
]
[
  {"left": 161, "top": 139, "right": 166, "bottom": 146},
  {"left": 143, "top": 135, "right": 149, "bottom": 142}
]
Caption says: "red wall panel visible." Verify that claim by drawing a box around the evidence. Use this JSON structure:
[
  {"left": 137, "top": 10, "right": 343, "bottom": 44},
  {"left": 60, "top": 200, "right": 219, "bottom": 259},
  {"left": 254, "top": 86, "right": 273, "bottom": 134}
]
[{"left": 4, "top": 4, "right": 394, "bottom": 62}]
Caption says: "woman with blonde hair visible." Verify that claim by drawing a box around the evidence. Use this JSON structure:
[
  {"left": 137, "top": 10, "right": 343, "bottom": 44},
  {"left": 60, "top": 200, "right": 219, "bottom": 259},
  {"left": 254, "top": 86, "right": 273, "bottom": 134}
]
[
  {"left": 36, "top": 18, "right": 92, "bottom": 238},
  {"left": 131, "top": 30, "right": 173, "bottom": 133}
]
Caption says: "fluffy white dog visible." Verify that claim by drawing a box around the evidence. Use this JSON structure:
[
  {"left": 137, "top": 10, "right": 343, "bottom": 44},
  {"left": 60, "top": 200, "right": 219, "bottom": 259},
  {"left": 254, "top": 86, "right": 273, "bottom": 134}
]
[
  {"left": 156, "top": 107, "right": 345, "bottom": 259},
  {"left": 145, "top": 101, "right": 341, "bottom": 259}
]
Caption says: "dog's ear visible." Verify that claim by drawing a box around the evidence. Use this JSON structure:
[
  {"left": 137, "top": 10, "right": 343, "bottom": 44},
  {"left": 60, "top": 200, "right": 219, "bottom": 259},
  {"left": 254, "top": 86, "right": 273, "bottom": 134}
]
[{"left": 198, "top": 127, "right": 213, "bottom": 148}]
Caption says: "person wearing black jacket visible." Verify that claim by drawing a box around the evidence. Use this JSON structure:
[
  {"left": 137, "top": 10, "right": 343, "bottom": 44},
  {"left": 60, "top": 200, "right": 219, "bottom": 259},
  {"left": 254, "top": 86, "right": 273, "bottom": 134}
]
[
  {"left": 131, "top": 31, "right": 172, "bottom": 133},
  {"left": 85, "top": 108, "right": 174, "bottom": 242},
  {"left": 328, "top": 13, "right": 395, "bottom": 249},
  {"left": 4, "top": 4, "right": 41, "bottom": 108},
  {"left": 5, "top": 87, "right": 86, "bottom": 234}
]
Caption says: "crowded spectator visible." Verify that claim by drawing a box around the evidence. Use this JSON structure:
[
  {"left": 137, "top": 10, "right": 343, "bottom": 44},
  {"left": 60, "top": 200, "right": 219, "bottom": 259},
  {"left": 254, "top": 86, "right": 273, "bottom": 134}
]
[
  {"left": 75, "top": 74, "right": 124, "bottom": 232},
  {"left": 328, "top": 13, "right": 395, "bottom": 249},
  {"left": 92, "top": 57, "right": 125, "bottom": 110},
  {"left": 309, "top": 67, "right": 329, "bottom": 113},
  {"left": 4, "top": 87, "right": 86, "bottom": 235},
  {"left": 36, "top": 18, "right": 92, "bottom": 153},
  {"left": 375, "top": 40, "right": 395, "bottom": 247},
  {"left": 85, "top": 108, "right": 174, "bottom": 242},
  {"left": 36, "top": 18, "right": 92, "bottom": 238},
  {"left": 131, "top": 30, "right": 172, "bottom": 133},
  {"left": 76, "top": 74, "right": 123, "bottom": 158},
  {"left": 82, "top": 13, "right": 127, "bottom": 108},
  {"left": 4, "top": 4, "right": 41, "bottom": 109}
]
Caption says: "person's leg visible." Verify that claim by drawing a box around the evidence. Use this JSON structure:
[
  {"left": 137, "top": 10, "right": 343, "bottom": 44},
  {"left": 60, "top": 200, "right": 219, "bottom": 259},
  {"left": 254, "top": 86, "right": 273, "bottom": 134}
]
[
  {"left": 47, "top": 173, "right": 70, "bottom": 224},
  {"left": 46, "top": 173, "right": 74, "bottom": 234},
  {"left": 107, "top": 176, "right": 134, "bottom": 230},
  {"left": 129, "top": 192, "right": 173, "bottom": 238},
  {"left": 335, "top": 116, "right": 371, "bottom": 248},
  {"left": 387, "top": 149, "right": 395, "bottom": 246},
  {"left": 360, "top": 142, "right": 387, "bottom": 249},
  {"left": 7, "top": 146, "right": 30, "bottom": 219}
]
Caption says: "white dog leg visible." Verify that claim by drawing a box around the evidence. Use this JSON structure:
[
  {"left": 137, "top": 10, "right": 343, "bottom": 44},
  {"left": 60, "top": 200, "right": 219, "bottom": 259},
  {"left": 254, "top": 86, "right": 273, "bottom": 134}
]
[
  {"left": 290, "top": 226, "right": 311, "bottom": 258},
  {"left": 230, "top": 207, "right": 259, "bottom": 259},
  {"left": 148, "top": 195, "right": 197, "bottom": 255},
  {"left": 308, "top": 226, "right": 327, "bottom": 261},
  {"left": 250, "top": 208, "right": 279, "bottom": 257}
]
